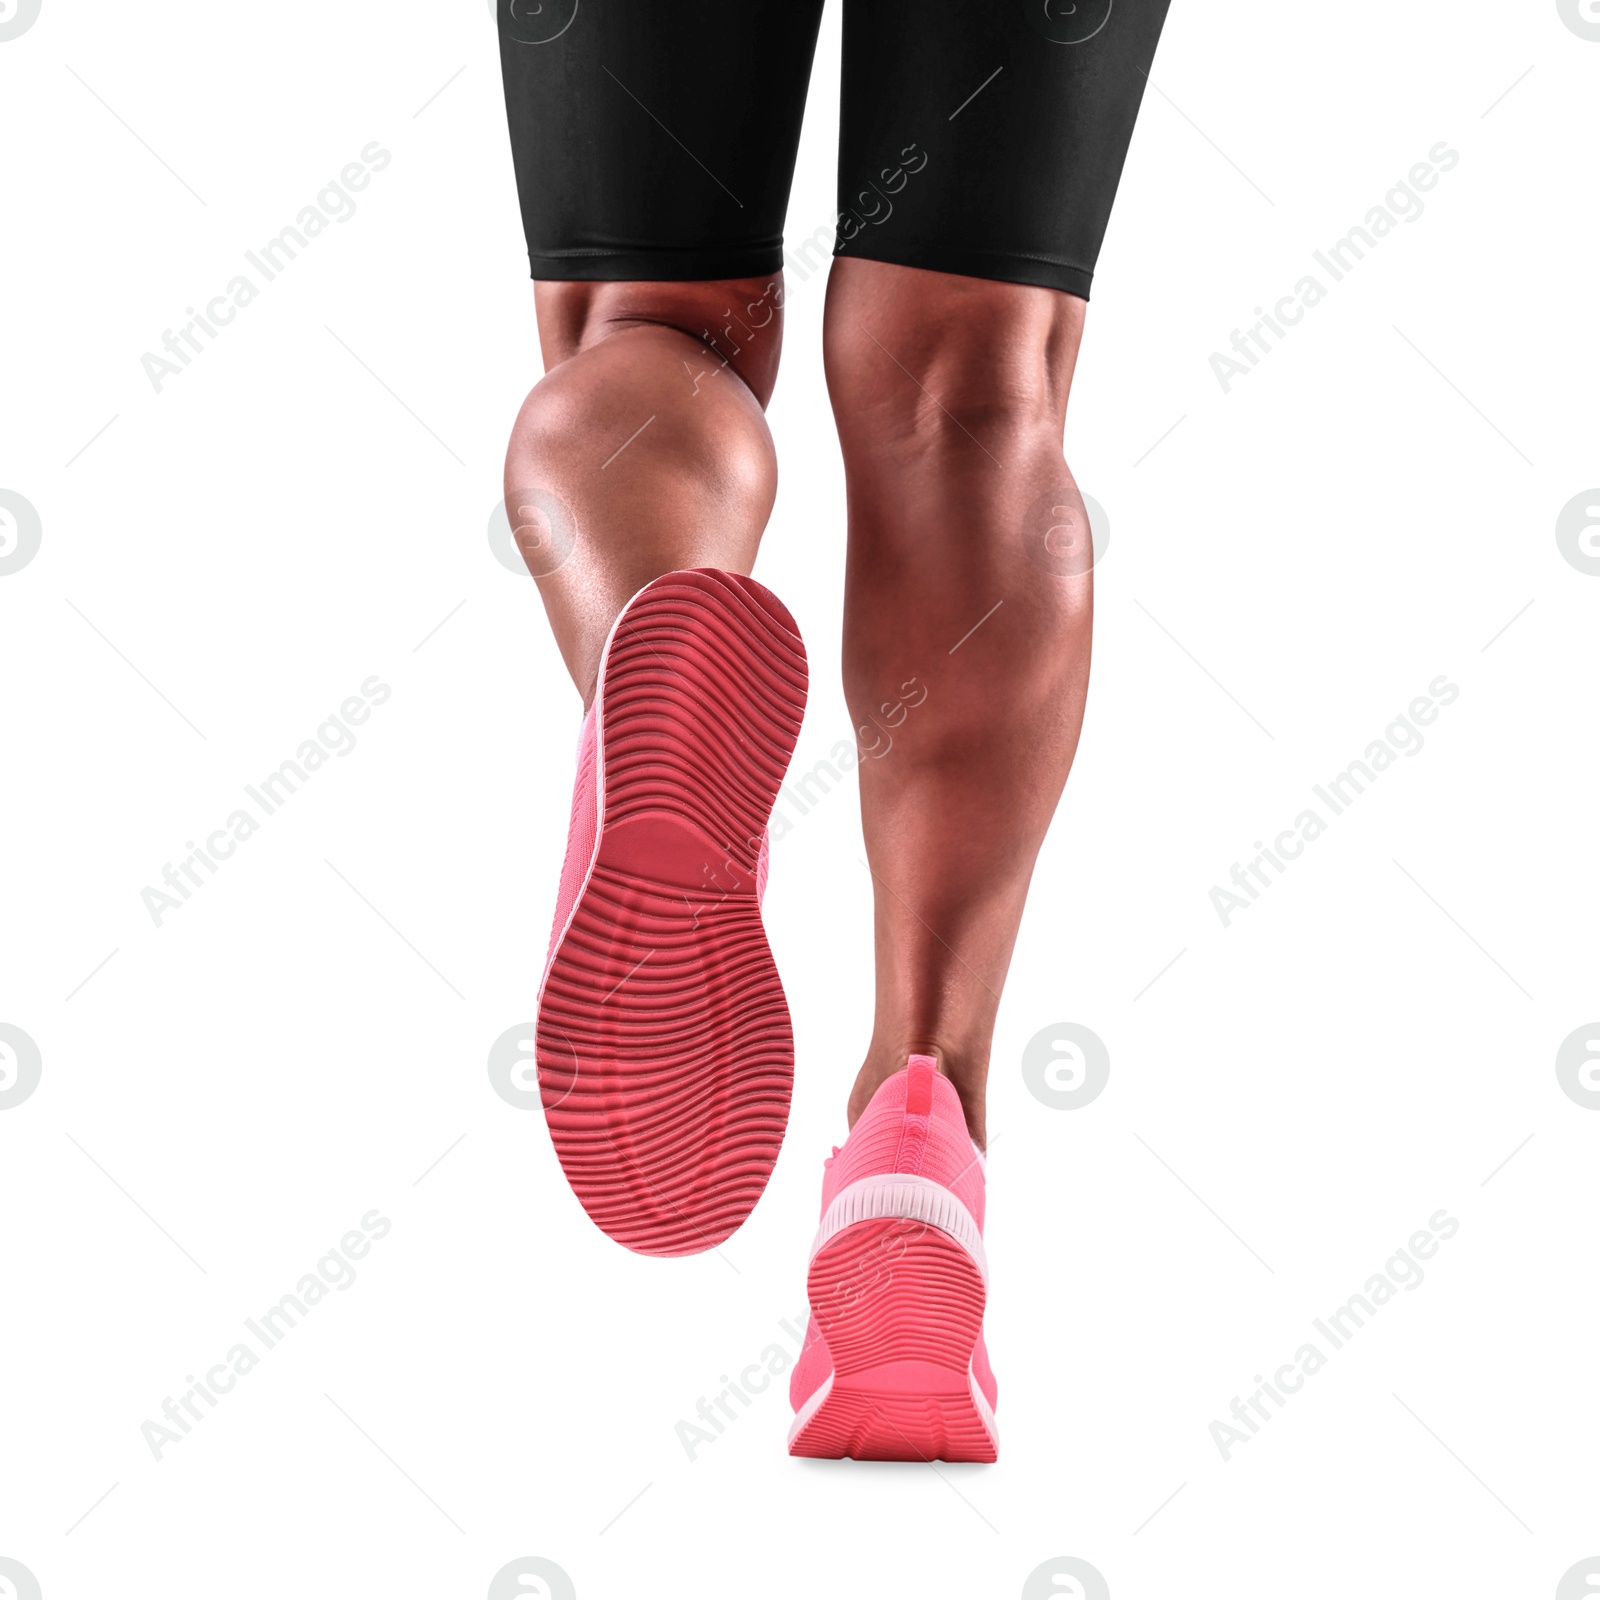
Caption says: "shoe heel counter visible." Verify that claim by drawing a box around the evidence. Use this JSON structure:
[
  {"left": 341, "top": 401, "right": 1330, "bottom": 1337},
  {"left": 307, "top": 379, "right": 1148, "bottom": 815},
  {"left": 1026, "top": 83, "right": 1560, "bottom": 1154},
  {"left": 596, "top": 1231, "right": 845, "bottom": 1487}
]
[
  {"left": 831, "top": 1057, "right": 979, "bottom": 1199},
  {"left": 891, "top": 1054, "right": 938, "bottom": 1174},
  {"left": 908, "top": 1059, "right": 985, "bottom": 1222}
]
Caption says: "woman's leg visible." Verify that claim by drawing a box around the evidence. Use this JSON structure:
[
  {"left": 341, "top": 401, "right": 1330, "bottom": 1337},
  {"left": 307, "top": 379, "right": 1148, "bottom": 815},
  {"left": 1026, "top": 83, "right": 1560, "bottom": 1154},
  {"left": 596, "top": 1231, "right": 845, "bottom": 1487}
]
[
  {"left": 513, "top": 276, "right": 809, "bottom": 1258},
  {"left": 824, "top": 258, "right": 1093, "bottom": 1149}
]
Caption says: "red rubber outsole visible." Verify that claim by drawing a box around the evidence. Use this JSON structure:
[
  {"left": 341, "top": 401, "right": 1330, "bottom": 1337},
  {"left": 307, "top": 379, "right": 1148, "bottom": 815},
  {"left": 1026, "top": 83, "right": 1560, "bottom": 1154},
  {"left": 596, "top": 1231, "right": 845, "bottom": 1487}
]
[
  {"left": 791, "top": 1217, "right": 996, "bottom": 1462},
  {"left": 537, "top": 570, "right": 807, "bottom": 1257}
]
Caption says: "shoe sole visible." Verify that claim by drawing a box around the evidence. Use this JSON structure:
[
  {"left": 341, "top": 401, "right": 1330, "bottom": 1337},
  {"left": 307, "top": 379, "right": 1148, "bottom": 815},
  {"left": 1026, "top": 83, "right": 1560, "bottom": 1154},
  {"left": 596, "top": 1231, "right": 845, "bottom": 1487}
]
[
  {"left": 537, "top": 569, "right": 807, "bottom": 1257},
  {"left": 790, "top": 1193, "right": 997, "bottom": 1463}
]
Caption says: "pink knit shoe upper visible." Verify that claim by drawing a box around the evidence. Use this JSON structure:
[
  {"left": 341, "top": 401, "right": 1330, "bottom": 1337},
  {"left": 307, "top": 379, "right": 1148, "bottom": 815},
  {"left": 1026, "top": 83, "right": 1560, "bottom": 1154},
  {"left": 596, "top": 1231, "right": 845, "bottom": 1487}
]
[
  {"left": 543, "top": 705, "right": 599, "bottom": 977},
  {"left": 818, "top": 1056, "right": 986, "bottom": 1228},
  {"left": 790, "top": 1055, "right": 993, "bottom": 1413}
]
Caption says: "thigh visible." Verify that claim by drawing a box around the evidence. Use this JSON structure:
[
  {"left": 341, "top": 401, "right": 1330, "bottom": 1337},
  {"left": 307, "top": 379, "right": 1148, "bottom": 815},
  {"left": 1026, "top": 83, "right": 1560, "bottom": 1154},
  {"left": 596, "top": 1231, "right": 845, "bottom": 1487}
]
[
  {"left": 835, "top": 0, "right": 1171, "bottom": 299},
  {"left": 498, "top": 0, "right": 827, "bottom": 282}
]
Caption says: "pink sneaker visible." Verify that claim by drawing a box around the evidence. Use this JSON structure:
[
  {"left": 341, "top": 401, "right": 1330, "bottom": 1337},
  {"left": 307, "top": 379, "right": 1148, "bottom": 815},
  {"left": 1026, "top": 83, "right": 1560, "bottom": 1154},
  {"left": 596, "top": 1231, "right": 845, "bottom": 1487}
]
[
  {"left": 537, "top": 568, "right": 807, "bottom": 1257},
  {"left": 788, "top": 1055, "right": 998, "bottom": 1461}
]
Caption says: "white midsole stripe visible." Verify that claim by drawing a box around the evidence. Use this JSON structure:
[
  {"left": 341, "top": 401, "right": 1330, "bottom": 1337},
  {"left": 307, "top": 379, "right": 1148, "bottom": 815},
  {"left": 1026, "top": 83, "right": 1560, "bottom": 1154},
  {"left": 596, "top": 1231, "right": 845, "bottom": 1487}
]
[{"left": 809, "top": 1173, "right": 988, "bottom": 1284}]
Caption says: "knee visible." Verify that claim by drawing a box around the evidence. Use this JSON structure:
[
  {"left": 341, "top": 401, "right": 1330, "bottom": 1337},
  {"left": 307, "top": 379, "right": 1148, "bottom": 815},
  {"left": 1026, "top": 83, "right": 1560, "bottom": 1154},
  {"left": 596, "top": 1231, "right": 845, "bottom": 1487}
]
[
  {"left": 535, "top": 276, "right": 786, "bottom": 408},
  {"left": 506, "top": 277, "right": 780, "bottom": 555},
  {"left": 823, "top": 260, "right": 1083, "bottom": 460}
]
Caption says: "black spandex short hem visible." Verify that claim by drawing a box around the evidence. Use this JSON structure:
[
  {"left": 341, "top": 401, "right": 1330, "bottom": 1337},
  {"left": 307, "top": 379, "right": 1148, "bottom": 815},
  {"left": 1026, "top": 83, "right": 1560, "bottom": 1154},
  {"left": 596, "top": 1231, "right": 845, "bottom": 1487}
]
[
  {"left": 525, "top": 241, "right": 1091, "bottom": 298},
  {"left": 835, "top": 239, "right": 1096, "bottom": 302},
  {"left": 526, "top": 245, "right": 785, "bottom": 284}
]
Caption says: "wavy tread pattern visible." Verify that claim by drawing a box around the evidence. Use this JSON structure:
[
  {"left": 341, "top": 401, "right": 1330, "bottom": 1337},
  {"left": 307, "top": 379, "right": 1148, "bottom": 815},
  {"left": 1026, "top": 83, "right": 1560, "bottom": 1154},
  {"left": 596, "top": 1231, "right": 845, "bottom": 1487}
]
[
  {"left": 538, "top": 570, "right": 806, "bottom": 1257},
  {"left": 792, "top": 1217, "right": 996, "bottom": 1462}
]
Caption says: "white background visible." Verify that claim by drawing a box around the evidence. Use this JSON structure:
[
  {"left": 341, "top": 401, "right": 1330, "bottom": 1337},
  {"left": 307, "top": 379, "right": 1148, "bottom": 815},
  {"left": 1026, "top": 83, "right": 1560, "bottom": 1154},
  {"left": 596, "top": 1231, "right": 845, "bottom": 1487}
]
[{"left": 3, "top": 2, "right": 1598, "bottom": 1597}]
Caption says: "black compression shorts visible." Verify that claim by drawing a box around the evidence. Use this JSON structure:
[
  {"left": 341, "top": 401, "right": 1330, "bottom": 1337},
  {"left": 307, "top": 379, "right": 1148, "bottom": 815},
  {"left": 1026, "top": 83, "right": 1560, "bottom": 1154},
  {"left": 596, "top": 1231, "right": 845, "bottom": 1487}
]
[{"left": 497, "top": 0, "right": 1170, "bottom": 300}]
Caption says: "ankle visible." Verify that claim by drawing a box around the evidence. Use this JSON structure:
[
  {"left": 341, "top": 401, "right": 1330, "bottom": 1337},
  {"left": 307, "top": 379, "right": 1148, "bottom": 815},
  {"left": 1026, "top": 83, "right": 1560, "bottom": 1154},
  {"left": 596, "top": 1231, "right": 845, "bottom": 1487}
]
[{"left": 848, "top": 1042, "right": 988, "bottom": 1149}]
